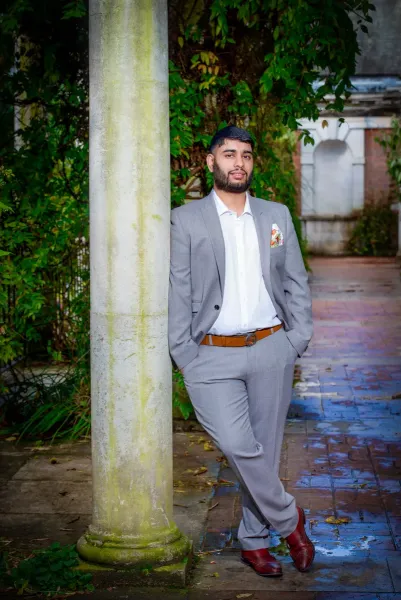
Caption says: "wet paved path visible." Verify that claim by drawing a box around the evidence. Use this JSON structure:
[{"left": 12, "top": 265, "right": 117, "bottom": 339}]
[{"left": 193, "top": 257, "right": 401, "bottom": 599}]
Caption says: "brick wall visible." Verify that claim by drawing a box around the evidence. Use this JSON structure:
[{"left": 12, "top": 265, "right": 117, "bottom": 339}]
[
  {"left": 364, "top": 129, "right": 392, "bottom": 204},
  {"left": 293, "top": 135, "right": 301, "bottom": 215}
]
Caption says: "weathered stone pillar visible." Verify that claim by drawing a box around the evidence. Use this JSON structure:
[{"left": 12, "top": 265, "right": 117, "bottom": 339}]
[{"left": 77, "top": 0, "right": 191, "bottom": 577}]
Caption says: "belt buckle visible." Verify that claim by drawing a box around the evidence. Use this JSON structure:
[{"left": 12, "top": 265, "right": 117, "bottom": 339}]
[{"left": 245, "top": 332, "right": 257, "bottom": 346}]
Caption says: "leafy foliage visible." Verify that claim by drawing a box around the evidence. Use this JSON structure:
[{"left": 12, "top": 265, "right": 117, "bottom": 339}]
[
  {"left": 348, "top": 200, "right": 398, "bottom": 256},
  {"left": 1, "top": 364, "right": 91, "bottom": 440},
  {"left": 173, "top": 369, "right": 194, "bottom": 419},
  {"left": 377, "top": 118, "right": 401, "bottom": 201},
  {"left": 168, "top": 0, "right": 374, "bottom": 149},
  {"left": 0, "top": 2, "right": 90, "bottom": 422},
  {"left": 0, "top": 542, "right": 94, "bottom": 596}
]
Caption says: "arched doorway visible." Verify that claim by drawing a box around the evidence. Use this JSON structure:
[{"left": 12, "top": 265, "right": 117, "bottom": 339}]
[{"left": 314, "top": 140, "right": 353, "bottom": 215}]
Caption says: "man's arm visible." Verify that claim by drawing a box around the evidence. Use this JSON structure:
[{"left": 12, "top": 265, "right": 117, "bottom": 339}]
[
  {"left": 282, "top": 205, "right": 313, "bottom": 357},
  {"left": 168, "top": 209, "right": 199, "bottom": 370}
]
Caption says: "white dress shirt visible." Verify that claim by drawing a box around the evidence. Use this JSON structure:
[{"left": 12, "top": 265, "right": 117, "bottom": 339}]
[{"left": 209, "top": 190, "right": 281, "bottom": 335}]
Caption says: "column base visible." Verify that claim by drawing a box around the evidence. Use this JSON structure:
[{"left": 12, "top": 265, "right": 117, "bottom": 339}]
[
  {"left": 77, "top": 528, "right": 192, "bottom": 586},
  {"left": 77, "top": 551, "right": 192, "bottom": 588}
]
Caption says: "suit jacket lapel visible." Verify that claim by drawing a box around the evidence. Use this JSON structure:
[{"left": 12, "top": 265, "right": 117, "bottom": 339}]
[
  {"left": 201, "top": 194, "right": 225, "bottom": 294},
  {"left": 249, "top": 196, "right": 274, "bottom": 299}
]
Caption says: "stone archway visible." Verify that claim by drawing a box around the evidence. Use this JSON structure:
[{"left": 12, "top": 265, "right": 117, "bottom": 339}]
[
  {"left": 298, "top": 117, "right": 366, "bottom": 253},
  {"left": 314, "top": 139, "right": 353, "bottom": 215}
]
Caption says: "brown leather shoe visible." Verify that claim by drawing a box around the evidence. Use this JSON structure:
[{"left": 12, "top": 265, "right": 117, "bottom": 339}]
[
  {"left": 285, "top": 506, "right": 315, "bottom": 572},
  {"left": 241, "top": 548, "right": 283, "bottom": 577}
]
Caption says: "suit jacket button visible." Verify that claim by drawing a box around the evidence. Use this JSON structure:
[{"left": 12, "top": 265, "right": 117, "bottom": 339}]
[{"left": 214, "top": 305, "right": 220, "bottom": 310}]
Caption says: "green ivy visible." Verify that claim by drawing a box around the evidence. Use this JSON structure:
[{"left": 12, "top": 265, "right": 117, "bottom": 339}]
[
  {"left": 348, "top": 201, "right": 398, "bottom": 257},
  {"left": 377, "top": 118, "right": 401, "bottom": 200},
  {"left": 0, "top": 542, "right": 94, "bottom": 597}
]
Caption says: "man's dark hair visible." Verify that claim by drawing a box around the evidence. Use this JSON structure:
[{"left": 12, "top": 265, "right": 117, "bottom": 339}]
[{"left": 209, "top": 126, "right": 254, "bottom": 154}]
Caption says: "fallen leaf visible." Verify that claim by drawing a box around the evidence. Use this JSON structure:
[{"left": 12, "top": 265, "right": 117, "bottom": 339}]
[
  {"left": 217, "top": 479, "right": 235, "bottom": 486},
  {"left": 5, "top": 436, "right": 16, "bottom": 442},
  {"left": 208, "top": 502, "right": 219, "bottom": 511},
  {"left": 211, "top": 572, "right": 219, "bottom": 578},
  {"left": 204, "top": 441, "right": 215, "bottom": 451},
  {"left": 210, "top": 560, "right": 216, "bottom": 564},
  {"left": 236, "top": 595, "right": 253, "bottom": 599},
  {"left": 50, "top": 458, "right": 59, "bottom": 464},
  {"left": 197, "top": 436, "right": 206, "bottom": 443},
  {"left": 270, "top": 538, "right": 290, "bottom": 556},
  {"left": 352, "top": 482, "right": 367, "bottom": 489},
  {"left": 194, "top": 466, "right": 208, "bottom": 476},
  {"left": 325, "top": 516, "right": 351, "bottom": 525}
]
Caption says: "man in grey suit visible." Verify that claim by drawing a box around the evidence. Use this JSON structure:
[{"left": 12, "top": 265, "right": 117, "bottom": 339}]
[{"left": 168, "top": 126, "right": 315, "bottom": 577}]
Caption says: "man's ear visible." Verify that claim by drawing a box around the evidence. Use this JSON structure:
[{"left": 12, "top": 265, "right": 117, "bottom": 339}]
[{"left": 206, "top": 153, "right": 214, "bottom": 173}]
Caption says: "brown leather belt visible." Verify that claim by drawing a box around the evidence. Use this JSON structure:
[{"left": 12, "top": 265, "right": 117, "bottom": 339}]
[{"left": 200, "top": 323, "right": 283, "bottom": 347}]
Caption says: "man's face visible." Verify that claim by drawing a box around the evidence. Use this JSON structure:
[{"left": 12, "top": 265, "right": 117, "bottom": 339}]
[{"left": 207, "top": 139, "right": 254, "bottom": 193}]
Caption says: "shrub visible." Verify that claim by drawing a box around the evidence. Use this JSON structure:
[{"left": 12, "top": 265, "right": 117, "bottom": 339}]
[
  {"left": 0, "top": 542, "right": 93, "bottom": 597},
  {"left": 348, "top": 200, "right": 398, "bottom": 256}
]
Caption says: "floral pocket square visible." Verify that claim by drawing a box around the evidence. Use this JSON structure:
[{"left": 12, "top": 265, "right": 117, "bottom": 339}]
[{"left": 270, "top": 223, "right": 284, "bottom": 247}]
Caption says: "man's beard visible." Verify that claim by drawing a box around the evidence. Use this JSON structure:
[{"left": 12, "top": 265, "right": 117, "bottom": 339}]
[{"left": 212, "top": 160, "right": 253, "bottom": 193}]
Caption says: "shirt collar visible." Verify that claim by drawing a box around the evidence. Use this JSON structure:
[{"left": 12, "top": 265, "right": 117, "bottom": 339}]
[{"left": 212, "top": 189, "right": 252, "bottom": 217}]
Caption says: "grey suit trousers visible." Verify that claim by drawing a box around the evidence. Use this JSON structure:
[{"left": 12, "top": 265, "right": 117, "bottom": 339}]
[{"left": 183, "top": 327, "right": 299, "bottom": 550}]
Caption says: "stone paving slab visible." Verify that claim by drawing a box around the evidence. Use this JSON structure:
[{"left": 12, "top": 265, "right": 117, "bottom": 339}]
[
  {"left": 11, "top": 454, "right": 92, "bottom": 481},
  {"left": 387, "top": 556, "right": 401, "bottom": 592}
]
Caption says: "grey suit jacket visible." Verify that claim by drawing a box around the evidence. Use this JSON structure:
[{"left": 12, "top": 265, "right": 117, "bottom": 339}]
[{"left": 168, "top": 193, "right": 313, "bottom": 371}]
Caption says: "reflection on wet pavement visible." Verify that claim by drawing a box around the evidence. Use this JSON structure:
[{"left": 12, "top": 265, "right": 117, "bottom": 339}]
[{"left": 196, "top": 257, "right": 401, "bottom": 595}]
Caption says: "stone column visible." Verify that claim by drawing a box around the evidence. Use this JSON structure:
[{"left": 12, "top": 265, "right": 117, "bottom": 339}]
[{"left": 77, "top": 0, "right": 190, "bottom": 575}]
